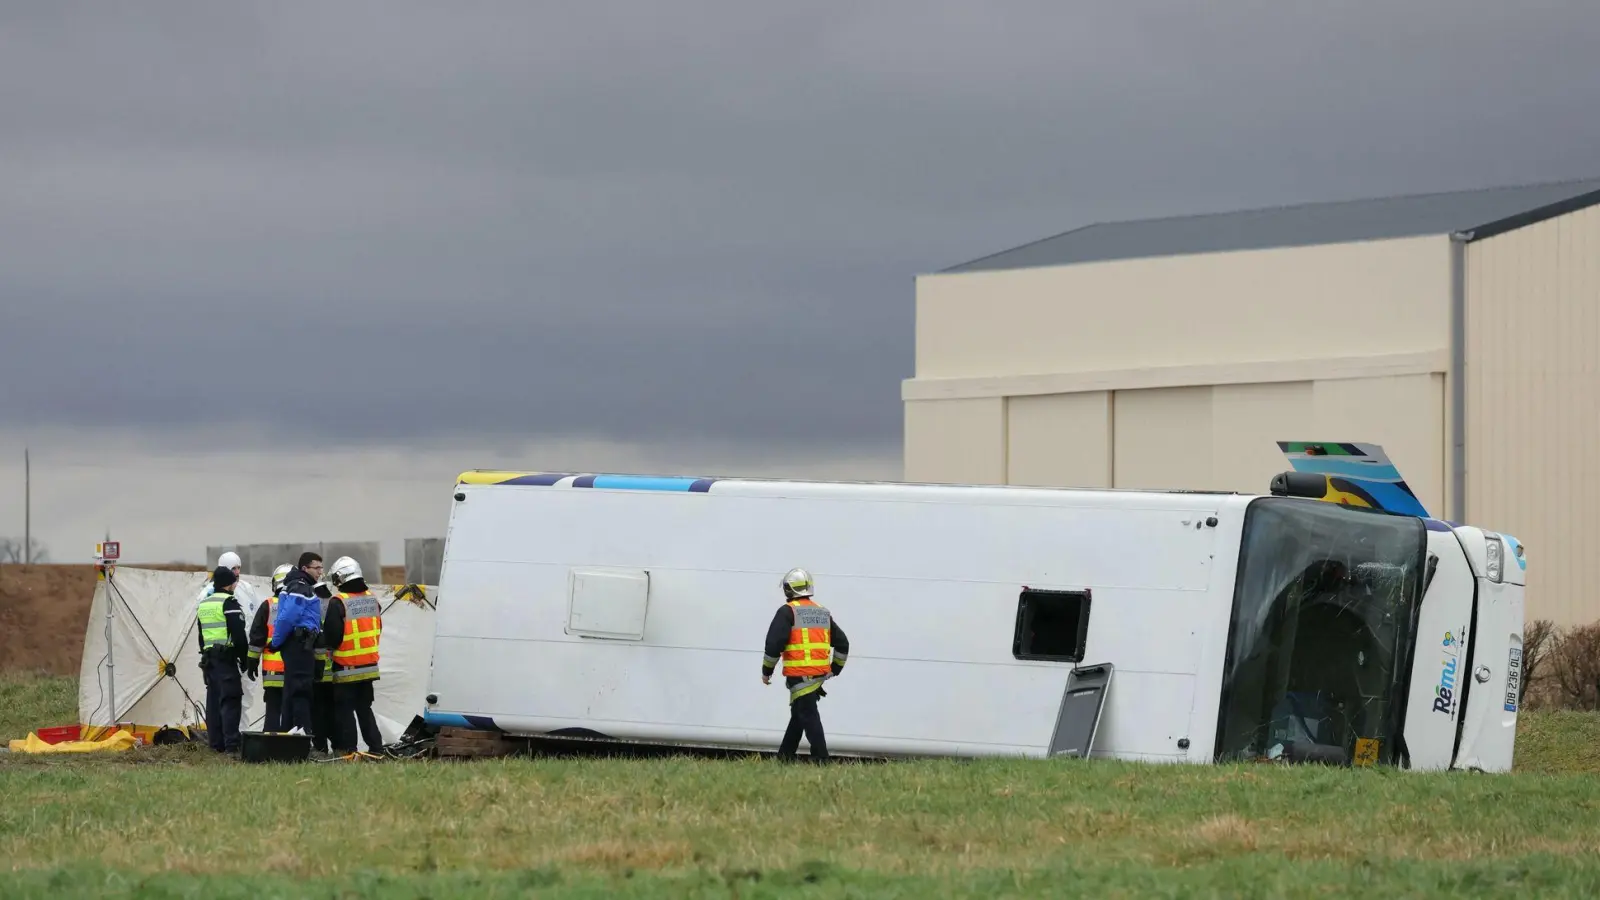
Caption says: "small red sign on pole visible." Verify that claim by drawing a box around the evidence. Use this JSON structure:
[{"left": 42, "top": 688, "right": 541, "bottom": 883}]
[{"left": 98, "top": 542, "right": 121, "bottom": 561}]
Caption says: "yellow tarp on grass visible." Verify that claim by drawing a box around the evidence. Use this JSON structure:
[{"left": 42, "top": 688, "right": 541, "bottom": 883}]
[
  {"left": 79, "top": 723, "right": 191, "bottom": 744},
  {"left": 9, "top": 730, "right": 138, "bottom": 754}
]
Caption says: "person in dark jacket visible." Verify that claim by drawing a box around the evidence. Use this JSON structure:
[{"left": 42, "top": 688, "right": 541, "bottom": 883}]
[
  {"left": 269, "top": 551, "right": 327, "bottom": 738},
  {"left": 276, "top": 553, "right": 338, "bottom": 751},
  {"left": 760, "top": 567, "right": 850, "bottom": 763},
  {"left": 197, "top": 566, "right": 250, "bottom": 753}
]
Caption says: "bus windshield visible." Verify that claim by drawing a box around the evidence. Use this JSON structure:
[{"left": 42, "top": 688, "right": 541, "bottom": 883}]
[{"left": 1214, "top": 498, "right": 1428, "bottom": 766}]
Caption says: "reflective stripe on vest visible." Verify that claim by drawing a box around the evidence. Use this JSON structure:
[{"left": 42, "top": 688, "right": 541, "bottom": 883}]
[
  {"left": 788, "top": 675, "right": 829, "bottom": 701},
  {"left": 333, "top": 592, "right": 381, "bottom": 682},
  {"left": 262, "top": 596, "right": 285, "bottom": 684},
  {"left": 782, "top": 599, "right": 832, "bottom": 678},
  {"left": 197, "top": 593, "right": 231, "bottom": 651}
]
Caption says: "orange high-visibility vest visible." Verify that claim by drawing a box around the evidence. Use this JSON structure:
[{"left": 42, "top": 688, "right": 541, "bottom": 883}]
[
  {"left": 782, "top": 599, "right": 833, "bottom": 677},
  {"left": 261, "top": 596, "right": 285, "bottom": 687},
  {"left": 332, "top": 591, "right": 382, "bottom": 683}
]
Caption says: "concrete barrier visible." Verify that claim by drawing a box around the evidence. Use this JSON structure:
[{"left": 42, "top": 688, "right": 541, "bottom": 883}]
[
  {"left": 204, "top": 545, "right": 239, "bottom": 572},
  {"left": 320, "top": 542, "right": 383, "bottom": 583},
  {"left": 204, "top": 542, "right": 382, "bottom": 581},
  {"left": 206, "top": 544, "right": 277, "bottom": 576},
  {"left": 260, "top": 544, "right": 315, "bottom": 576},
  {"left": 405, "top": 537, "right": 445, "bottom": 585}
]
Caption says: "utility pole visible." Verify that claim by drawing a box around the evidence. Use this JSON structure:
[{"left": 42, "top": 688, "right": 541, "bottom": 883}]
[{"left": 23, "top": 447, "right": 29, "bottom": 564}]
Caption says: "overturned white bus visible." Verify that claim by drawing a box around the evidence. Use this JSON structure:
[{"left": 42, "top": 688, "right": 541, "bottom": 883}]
[{"left": 423, "top": 446, "right": 1526, "bottom": 771}]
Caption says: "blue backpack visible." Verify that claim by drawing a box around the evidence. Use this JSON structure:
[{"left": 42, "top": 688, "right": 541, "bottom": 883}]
[{"left": 268, "top": 591, "right": 322, "bottom": 649}]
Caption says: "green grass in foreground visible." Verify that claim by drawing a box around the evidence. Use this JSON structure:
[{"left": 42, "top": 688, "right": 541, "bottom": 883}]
[
  {"left": 1507, "top": 707, "right": 1600, "bottom": 775},
  {"left": 4, "top": 673, "right": 1600, "bottom": 898},
  {"left": 0, "top": 670, "right": 77, "bottom": 746}
]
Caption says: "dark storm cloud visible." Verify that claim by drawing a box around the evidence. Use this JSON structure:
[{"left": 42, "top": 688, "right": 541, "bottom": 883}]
[{"left": 3, "top": 1, "right": 1598, "bottom": 449}]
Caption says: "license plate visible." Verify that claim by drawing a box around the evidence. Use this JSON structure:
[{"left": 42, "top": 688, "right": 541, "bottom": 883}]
[{"left": 1504, "top": 646, "right": 1523, "bottom": 712}]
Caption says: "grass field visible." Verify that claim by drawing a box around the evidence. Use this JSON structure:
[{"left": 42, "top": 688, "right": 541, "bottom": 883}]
[{"left": 4, "top": 672, "right": 1600, "bottom": 898}]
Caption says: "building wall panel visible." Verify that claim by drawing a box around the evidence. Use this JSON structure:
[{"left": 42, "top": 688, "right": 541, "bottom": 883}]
[
  {"left": 1006, "top": 392, "right": 1112, "bottom": 488},
  {"left": 1097, "top": 377, "right": 1441, "bottom": 502},
  {"left": 1209, "top": 382, "right": 1315, "bottom": 494},
  {"left": 903, "top": 398, "right": 1006, "bottom": 485},
  {"left": 915, "top": 236, "right": 1450, "bottom": 379},
  {"left": 1112, "top": 387, "right": 1215, "bottom": 490},
  {"left": 1467, "top": 205, "right": 1600, "bottom": 626}
]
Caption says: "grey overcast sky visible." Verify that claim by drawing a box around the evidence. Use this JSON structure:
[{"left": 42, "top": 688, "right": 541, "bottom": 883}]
[{"left": 3, "top": 1, "right": 1599, "bottom": 564}]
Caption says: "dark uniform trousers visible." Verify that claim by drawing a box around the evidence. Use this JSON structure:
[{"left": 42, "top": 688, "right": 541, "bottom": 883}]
[
  {"left": 778, "top": 688, "right": 828, "bottom": 762},
  {"left": 261, "top": 686, "right": 282, "bottom": 733},
  {"left": 335, "top": 678, "right": 384, "bottom": 752},
  {"left": 201, "top": 652, "right": 244, "bottom": 752},
  {"left": 278, "top": 630, "right": 317, "bottom": 735},
  {"left": 312, "top": 674, "right": 337, "bottom": 752}
]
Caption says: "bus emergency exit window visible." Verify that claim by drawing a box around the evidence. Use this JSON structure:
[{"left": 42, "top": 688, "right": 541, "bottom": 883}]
[{"left": 1013, "top": 588, "right": 1091, "bottom": 662}]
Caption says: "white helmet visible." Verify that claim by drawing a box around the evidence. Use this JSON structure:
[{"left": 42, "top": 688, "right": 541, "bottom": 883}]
[
  {"left": 328, "top": 556, "right": 363, "bottom": 588},
  {"left": 270, "top": 563, "right": 293, "bottom": 595},
  {"left": 218, "top": 551, "right": 242, "bottom": 571},
  {"left": 781, "top": 567, "right": 813, "bottom": 599}
]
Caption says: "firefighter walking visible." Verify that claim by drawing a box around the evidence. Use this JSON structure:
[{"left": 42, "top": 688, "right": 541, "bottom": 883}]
[
  {"left": 324, "top": 556, "right": 384, "bottom": 754},
  {"left": 761, "top": 567, "right": 849, "bottom": 763}
]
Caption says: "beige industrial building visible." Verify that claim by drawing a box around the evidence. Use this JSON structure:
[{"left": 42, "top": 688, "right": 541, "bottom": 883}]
[{"left": 904, "top": 178, "right": 1600, "bottom": 625}]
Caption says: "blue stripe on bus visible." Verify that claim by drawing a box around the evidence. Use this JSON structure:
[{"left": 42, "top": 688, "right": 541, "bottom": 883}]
[
  {"left": 500, "top": 473, "right": 570, "bottom": 486},
  {"left": 1501, "top": 533, "right": 1527, "bottom": 570},
  {"left": 424, "top": 711, "right": 502, "bottom": 731},
  {"left": 574, "top": 475, "right": 711, "bottom": 492},
  {"left": 1290, "top": 457, "right": 1406, "bottom": 482},
  {"left": 1353, "top": 481, "right": 1430, "bottom": 517}
]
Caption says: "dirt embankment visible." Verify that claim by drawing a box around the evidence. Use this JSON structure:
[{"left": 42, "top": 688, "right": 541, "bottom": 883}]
[{"left": 0, "top": 564, "right": 405, "bottom": 675}]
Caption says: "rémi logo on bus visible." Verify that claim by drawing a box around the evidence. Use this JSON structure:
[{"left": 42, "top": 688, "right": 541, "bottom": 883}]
[{"left": 1432, "top": 630, "right": 1463, "bottom": 716}]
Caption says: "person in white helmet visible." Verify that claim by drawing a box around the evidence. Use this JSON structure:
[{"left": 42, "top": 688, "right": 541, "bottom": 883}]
[
  {"left": 200, "top": 552, "right": 263, "bottom": 624},
  {"left": 323, "top": 556, "right": 385, "bottom": 754},
  {"left": 246, "top": 564, "right": 294, "bottom": 732},
  {"left": 760, "top": 567, "right": 849, "bottom": 763}
]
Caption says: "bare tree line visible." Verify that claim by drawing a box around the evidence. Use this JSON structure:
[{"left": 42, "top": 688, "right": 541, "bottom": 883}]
[{"left": 0, "top": 536, "right": 49, "bottom": 564}]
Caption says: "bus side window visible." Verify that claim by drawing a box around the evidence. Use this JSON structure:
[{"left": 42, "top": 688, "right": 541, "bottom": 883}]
[{"left": 1013, "top": 588, "right": 1091, "bottom": 663}]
